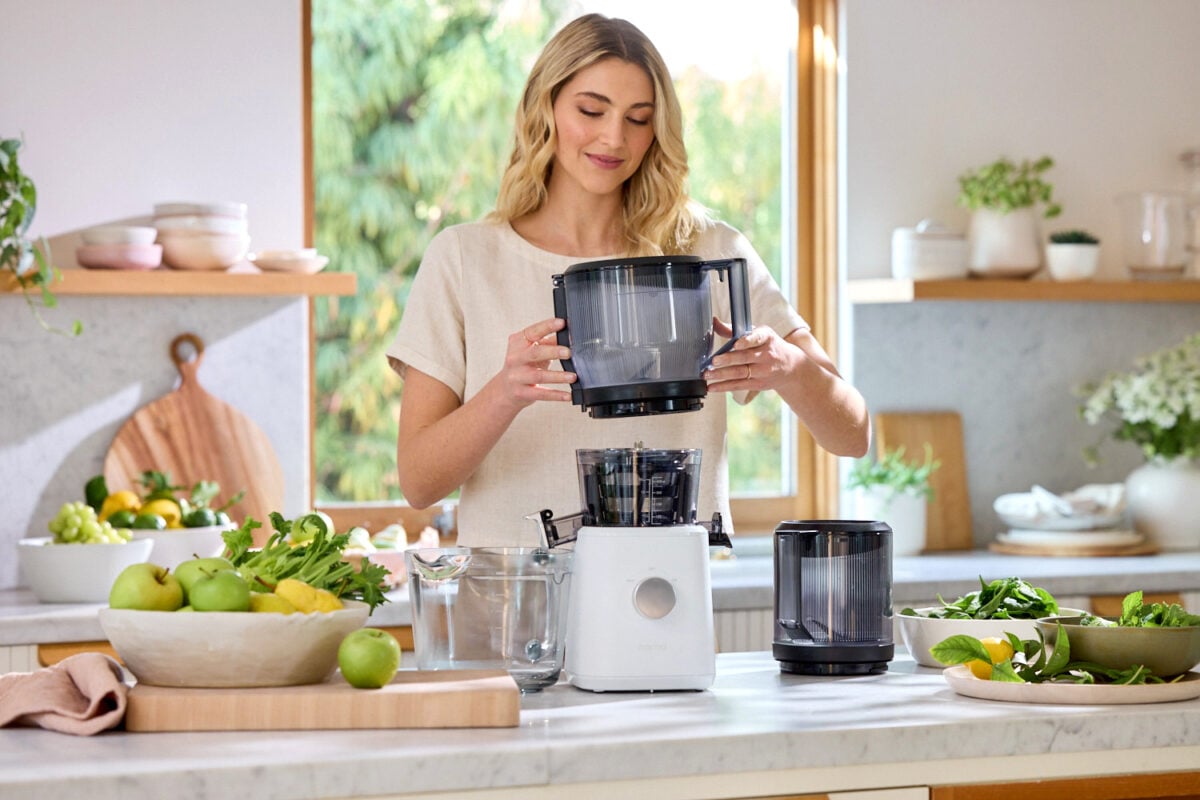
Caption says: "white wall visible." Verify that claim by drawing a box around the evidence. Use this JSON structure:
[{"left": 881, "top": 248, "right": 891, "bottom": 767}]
[
  {"left": 0, "top": 0, "right": 308, "bottom": 590},
  {"left": 842, "top": 0, "right": 1200, "bottom": 543}
]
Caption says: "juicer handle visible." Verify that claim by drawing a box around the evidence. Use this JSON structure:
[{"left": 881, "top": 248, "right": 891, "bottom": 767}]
[
  {"left": 700, "top": 258, "right": 753, "bottom": 370},
  {"left": 551, "top": 275, "right": 583, "bottom": 406},
  {"left": 538, "top": 508, "right": 584, "bottom": 548},
  {"left": 704, "top": 512, "right": 732, "bottom": 549}
]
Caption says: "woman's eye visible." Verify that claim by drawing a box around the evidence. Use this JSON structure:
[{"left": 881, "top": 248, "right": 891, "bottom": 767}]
[
  {"left": 579, "top": 108, "right": 602, "bottom": 118},
  {"left": 627, "top": 117, "right": 651, "bottom": 127}
]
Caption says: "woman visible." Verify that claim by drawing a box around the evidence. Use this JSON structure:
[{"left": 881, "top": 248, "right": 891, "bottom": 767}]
[{"left": 387, "top": 13, "right": 869, "bottom": 546}]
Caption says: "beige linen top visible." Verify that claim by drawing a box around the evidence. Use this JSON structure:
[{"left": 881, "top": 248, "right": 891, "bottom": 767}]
[{"left": 386, "top": 219, "right": 807, "bottom": 547}]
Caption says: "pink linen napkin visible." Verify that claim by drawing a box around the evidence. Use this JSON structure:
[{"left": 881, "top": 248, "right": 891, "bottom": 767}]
[{"left": 0, "top": 652, "right": 129, "bottom": 735}]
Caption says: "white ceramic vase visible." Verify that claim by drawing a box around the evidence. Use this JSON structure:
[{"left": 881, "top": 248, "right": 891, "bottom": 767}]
[
  {"left": 1045, "top": 243, "right": 1100, "bottom": 281},
  {"left": 1125, "top": 458, "right": 1200, "bottom": 551},
  {"left": 968, "top": 208, "right": 1042, "bottom": 278},
  {"left": 851, "top": 487, "right": 927, "bottom": 557}
]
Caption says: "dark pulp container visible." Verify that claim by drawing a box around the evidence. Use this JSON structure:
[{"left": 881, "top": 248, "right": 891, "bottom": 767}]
[{"left": 772, "top": 520, "right": 894, "bottom": 675}]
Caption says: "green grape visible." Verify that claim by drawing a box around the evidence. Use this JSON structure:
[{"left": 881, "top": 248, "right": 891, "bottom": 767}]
[{"left": 48, "top": 501, "right": 109, "bottom": 544}]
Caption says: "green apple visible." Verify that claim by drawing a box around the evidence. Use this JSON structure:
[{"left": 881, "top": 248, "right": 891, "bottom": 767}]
[
  {"left": 338, "top": 628, "right": 402, "bottom": 689},
  {"left": 189, "top": 570, "right": 251, "bottom": 612},
  {"left": 174, "top": 556, "right": 236, "bottom": 603},
  {"left": 109, "top": 563, "right": 184, "bottom": 611}
]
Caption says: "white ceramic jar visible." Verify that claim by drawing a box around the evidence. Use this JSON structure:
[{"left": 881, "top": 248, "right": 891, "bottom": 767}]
[{"left": 891, "top": 219, "right": 968, "bottom": 280}]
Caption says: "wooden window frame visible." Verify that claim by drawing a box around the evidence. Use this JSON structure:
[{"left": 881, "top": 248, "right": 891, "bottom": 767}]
[{"left": 303, "top": 0, "right": 842, "bottom": 537}]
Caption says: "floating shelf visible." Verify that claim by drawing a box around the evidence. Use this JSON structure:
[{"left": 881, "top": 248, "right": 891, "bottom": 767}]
[
  {"left": 846, "top": 278, "right": 1200, "bottom": 304},
  {"left": 1, "top": 268, "right": 356, "bottom": 297}
]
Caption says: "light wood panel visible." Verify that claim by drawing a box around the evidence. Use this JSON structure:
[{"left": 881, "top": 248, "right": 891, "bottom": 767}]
[
  {"left": 38, "top": 641, "right": 119, "bottom": 668},
  {"left": 873, "top": 412, "right": 973, "bottom": 552},
  {"left": 0, "top": 268, "right": 355, "bottom": 296},
  {"left": 848, "top": 277, "right": 1200, "bottom": 304},
  {"left": 931, "top": 770, "right": 1200, "bottom": 800}
]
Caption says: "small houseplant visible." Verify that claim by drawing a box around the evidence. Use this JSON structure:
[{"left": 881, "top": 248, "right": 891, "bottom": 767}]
[
  {"left": 1, "top": 136, "right": 79, "bottom": 335},
  {"left": 1045, "top": 228, "right": 1101, "bottom": 281},
  {"left": 846, "top": 444, "right": 940, "bottom": 556},
  {"left": 957, "top": 155, "right": 1062, "bottom": 278},
  {"left": 1078, "top": 332, "right": 1200, "bottom": 549}
]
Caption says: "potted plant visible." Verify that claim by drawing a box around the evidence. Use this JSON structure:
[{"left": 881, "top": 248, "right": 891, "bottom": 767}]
[
  {"left": 957, "top": 155, "right": 1062, "bottom": 279},
  {"left": 846, "top": 444, "right": 940, "bottom": 556},
  {"left": 1078, "top": 332, "right": 1200, "bottom": 550},
  {"left": 1045, "top": 229, "right": 1101, "bottom": 281},
  {"left": 1, "top": 136, "right": 79, "bottom": 335}
]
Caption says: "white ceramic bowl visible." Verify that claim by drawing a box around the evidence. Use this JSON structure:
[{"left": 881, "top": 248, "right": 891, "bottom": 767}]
[
  {"left": 153, "top": 201, "right": 247, "bottom": 220},
  {"left": 98, "top": 600, "right": 370, "bottom": 687},
  {"left": 80, "top": 225, "right": 158, "bottom": 246},
  {"left": 129, "top": 524, "right": 234, "bottom": 570},
  {"left": 155, "top": 214, "right": 249, "bottom": 236},
  {"left": 76, "top": 242, "right": 163, "bottom": 271},
  {"left": 897, "top": 606, "right": 1088, "bottom": 667},
  {"left": 18, "top": 537, "right": 154, "bottom": 604},
  {"left": 159, "top": 231, "right": 251, "bottom": 270},
  {"left": 249, "top": 251, "right": 329, "bottom": 274}
]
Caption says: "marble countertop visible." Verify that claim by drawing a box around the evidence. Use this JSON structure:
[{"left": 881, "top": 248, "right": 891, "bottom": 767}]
[
  {"left": 2, "top": 651, "right": 1199, "bottom": 800},
  {"left": 5, "top": 546, "right": 1200, "bottom": 646}
]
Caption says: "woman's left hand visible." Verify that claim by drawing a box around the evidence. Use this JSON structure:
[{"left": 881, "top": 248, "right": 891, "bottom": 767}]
[{"left": 703, "top": 318, "right": 798, "bottom": 392}]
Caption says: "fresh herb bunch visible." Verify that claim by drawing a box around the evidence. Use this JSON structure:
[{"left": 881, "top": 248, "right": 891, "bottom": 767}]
[
  {"left": 222, "top": 513, "right": 390, "bottom": 612},
  {"left": 847, "top": 443, "right": 940, "bottom": 502},
  {"left": 932, "top": 625, "right": 1179, "bottom": 686},
  {"left": 901, "top": 576, "right": 1059, "bottom": 621},
  {"left": 0, "top": 137, "right": 79, "bottom": 336},
  {"left": 1081, "top": 590, "right": 1200, "bottom": 628},
  {"left": 1048, "top": 229, "right": 1099, "bottom": 245},
  {"left": 1078, "top": 332, "right": 1200, "bottom": 465},
  {"left": 138, "top": 470, "right": 244, "bottom": 521},
  {"left": 957, "top": 155, "right": 1062, "bottom": 218}
]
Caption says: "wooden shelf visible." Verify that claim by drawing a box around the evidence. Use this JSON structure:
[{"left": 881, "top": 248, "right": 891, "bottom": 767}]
[
  {"left": 847, "top": 277, "right": 1200, "bottom": 304},
  {"left": 1, "top": 268, "right": 356, "bottom": 297}
]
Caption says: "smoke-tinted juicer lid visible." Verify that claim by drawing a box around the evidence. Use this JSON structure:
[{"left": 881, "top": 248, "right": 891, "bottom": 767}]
[
  {"left": 775, "top": 519, "right": 892, "bottom": 536},
  {"left": 560, "top": 254, "right": 704, "bottom": 277}
]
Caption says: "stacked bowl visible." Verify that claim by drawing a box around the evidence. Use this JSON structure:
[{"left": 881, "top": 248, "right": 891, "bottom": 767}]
[
  {"left": 154, "top": 201, "right": 250, "bottom": 270},
  {"left": 76, "top": 225, "right": 162, "bottom": 270}
]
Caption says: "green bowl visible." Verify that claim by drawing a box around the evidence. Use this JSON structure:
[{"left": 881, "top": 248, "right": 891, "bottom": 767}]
[{"left": 1035, "top": 616, "right": 1200, "bottom": 678}]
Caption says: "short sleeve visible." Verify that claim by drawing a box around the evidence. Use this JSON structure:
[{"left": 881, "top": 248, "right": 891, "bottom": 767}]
[{"left": 385, "top": 229, "right": 468, "bottom": 400}]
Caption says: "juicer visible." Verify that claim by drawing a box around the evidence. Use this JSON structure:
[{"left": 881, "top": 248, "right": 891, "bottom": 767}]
[{"left": 540, "top": 446, "right": 730, "bottom": 691}]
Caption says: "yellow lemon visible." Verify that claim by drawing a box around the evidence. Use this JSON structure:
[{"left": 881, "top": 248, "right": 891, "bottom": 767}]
[
  {"left": 98, "top": 490, "right": 141, "bottom": 522},
  {"left": 274, "top": 578, "right": 343, "bottom": 613},
  {"left": 967, "top": 637, "right": 1015, "bottom": 680},
  {"left": 139, "top": 498, "right": 182, "bottom": 528},
  {"left": 249, "top": 593, "right": 297, "bottom": 614}
]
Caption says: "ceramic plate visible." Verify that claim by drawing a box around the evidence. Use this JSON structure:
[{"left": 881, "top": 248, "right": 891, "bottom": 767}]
[
  {"left": 994, "top": 494, "right": 1126, "bottom": 531},
  {"left": 943, "top": 665, "right": 1200, "bottom": 705},
  {"left": 998, "top": 529, "right": 1143, "bottom": 547}
]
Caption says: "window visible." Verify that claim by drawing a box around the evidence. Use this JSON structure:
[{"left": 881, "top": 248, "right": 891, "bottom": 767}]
[{"left": 307, "top": 1, "right": 838, "bottom": 533}]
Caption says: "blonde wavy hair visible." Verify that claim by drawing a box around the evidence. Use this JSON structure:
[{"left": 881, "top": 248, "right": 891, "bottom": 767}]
[{"left": 488, "top": 13, "right": 708, "bottom": 256}]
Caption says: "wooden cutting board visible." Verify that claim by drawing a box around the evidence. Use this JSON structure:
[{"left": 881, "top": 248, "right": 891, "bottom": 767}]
[
  {"left": 103, "top": 332, "right": 284, "bottom": 539},
  {"left": 988, "top": 539, "right": 1160, "bottom": 557},
  {"left": 124, "top": 670, "right": 521, "bottom": 731},
  {"left": 873, "top": 411, "right": 973, "bottom": 552}
]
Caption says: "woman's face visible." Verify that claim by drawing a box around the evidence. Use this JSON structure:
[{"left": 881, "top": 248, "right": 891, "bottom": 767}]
[{"left": 550, "top": 57, "right": 656, "bottom": 200}]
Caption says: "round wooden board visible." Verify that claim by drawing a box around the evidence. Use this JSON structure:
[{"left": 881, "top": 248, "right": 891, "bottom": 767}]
[{"left": 988, "top": 538, "right": 1160, "bottom": 557}]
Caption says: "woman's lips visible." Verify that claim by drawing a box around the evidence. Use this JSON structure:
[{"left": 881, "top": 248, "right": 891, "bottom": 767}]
[{"left": 587, "top": 153, "right": 624, "bottom": 170}]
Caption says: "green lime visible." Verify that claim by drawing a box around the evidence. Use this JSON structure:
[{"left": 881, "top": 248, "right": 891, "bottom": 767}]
[
  {"left": 107, "top": 509, "right": 137, "bottom": 528},
  {"left": 183, "top": 507, "right": 217, "bottom": 528},
  {"left": 131, "top": 513, "right": 167, "bottom": 530},
  {"left": 84, "top": 475, "right": 109, "bottom": 512}
]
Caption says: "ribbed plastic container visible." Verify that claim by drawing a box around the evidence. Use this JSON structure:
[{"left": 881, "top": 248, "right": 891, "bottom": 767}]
[{"left": 772, "top": 520, "right": 894, "bottom": 675}]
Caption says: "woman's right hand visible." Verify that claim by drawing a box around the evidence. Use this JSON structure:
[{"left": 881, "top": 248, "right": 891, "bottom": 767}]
[{"left": 498, "top": 317, "right": 575, "bottom": 411}]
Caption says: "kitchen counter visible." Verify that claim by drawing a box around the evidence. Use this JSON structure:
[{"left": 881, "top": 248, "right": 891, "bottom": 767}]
[
  {"left": 4, "top": 546, "right": 1200, "bottom": 646},
  {"left": 1, "top": 651, "right": 1199, "bottom": 800}
]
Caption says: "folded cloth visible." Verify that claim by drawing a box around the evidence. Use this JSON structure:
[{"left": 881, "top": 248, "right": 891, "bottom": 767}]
[{"left": 0, "top": 652, "right": 129, "bottom": 735}]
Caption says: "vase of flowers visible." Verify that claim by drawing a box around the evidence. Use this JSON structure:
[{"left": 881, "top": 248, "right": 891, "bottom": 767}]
[{"left": 1079, "top": 333, "right": 1200, "bottom": 550}]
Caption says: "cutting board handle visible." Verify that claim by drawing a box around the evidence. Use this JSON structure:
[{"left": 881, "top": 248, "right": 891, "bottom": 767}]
[{"left": 170, "top": 332, "right": 205, "bottom": 385}]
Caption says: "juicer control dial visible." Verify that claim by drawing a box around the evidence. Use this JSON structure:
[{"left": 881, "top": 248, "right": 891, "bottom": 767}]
[{"left": 633, "top": 576, "right": 676, "bottom": 619}]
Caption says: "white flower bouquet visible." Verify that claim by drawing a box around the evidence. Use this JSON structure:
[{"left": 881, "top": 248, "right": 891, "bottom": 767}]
[{"left": 1079, "top": 333, "right": 1200, "bottom": 465}]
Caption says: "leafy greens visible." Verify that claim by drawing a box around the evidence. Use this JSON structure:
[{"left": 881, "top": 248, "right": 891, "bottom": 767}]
[
  {"left": 222, "top": 513, "right": 390, "bottom": 613},
  {"left": 900, "top": 576, "right": 1059, "bottom": 621}
]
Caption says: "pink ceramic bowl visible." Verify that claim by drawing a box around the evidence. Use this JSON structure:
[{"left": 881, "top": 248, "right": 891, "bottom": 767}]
[{"left": 76, "top": 243, "right": 163, "bottom": 270}]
